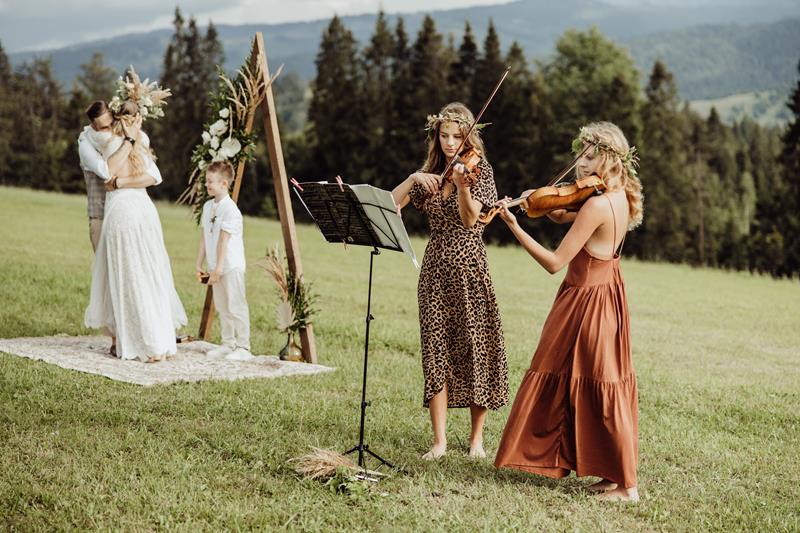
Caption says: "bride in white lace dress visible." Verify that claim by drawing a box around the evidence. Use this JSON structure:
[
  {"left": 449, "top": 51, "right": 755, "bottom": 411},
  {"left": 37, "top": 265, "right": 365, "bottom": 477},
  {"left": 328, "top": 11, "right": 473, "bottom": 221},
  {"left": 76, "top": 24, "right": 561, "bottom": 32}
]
[{"left": 84, "top": 100, "right": 187, "bottom": 362}]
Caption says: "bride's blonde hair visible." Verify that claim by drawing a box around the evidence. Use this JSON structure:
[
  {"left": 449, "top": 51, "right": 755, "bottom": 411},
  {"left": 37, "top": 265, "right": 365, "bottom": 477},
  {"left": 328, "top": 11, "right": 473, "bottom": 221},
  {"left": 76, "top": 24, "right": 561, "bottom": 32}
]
[
  {"left": 112, "top": 100, "right": 153, "bottom": 176},
  {"left": 574, "top": 121, "right": 643, "bottom": 230}
]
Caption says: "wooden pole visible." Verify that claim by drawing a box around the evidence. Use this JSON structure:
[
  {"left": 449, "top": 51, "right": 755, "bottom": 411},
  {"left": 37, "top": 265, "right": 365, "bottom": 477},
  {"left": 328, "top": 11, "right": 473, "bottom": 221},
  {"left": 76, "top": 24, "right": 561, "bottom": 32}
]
[
  {"left": 198, "top": 33, "right": 317, "bottom": 364},
  {"left": 254, "top": 32, "right": 318, "bottom": 363}
]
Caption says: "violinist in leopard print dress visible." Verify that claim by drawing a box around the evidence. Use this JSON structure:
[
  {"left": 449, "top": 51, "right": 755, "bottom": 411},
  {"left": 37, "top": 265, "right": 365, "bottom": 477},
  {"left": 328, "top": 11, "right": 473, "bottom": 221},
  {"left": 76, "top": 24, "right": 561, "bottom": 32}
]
[{"left": 391, "top": 102, "right": 508, "bottom": 461}]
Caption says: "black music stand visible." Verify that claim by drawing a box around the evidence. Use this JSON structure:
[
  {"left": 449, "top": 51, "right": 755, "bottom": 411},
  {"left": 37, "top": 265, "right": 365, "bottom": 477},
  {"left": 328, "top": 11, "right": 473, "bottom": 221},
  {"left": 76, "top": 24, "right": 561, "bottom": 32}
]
[{"left": 294, "top": 181, "right": 416, "bottom": 474}]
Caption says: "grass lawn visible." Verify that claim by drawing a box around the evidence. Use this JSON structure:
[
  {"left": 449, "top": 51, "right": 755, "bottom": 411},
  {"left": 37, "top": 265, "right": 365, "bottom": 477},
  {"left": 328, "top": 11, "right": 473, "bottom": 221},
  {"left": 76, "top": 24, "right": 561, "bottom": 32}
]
[{"left": 1, "top": 186, "right": 798, "bottom": 531}]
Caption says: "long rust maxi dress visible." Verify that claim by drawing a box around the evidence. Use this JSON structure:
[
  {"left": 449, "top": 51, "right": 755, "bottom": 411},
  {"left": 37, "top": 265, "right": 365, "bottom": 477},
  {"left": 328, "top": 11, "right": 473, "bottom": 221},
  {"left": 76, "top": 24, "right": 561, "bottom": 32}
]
[
  {"left": 408, "top": 158, "right": 509, "bottom": 411},
  {"left": 494, "top": 197, "right": 638, "bottom": 488}
]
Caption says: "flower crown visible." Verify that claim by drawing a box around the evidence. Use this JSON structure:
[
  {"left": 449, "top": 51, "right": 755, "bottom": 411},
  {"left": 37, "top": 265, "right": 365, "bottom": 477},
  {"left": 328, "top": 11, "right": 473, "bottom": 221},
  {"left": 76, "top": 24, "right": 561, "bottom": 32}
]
[
  {"left": 424, "top": 110, "right": 489, "bottom": 134},
  {"left": 571, "top": 127, "right": 639, "bottom": 178},
  {"left": 109, "top": 66, "right": 171, "bottom": 121}
]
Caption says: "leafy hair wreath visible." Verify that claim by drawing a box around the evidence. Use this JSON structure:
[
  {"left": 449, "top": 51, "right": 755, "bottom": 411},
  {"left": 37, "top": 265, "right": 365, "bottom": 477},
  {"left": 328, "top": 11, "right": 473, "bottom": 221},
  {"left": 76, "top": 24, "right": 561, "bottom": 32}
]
[{"left": 571, "top": 126, "right": 639, "bottom": 179}]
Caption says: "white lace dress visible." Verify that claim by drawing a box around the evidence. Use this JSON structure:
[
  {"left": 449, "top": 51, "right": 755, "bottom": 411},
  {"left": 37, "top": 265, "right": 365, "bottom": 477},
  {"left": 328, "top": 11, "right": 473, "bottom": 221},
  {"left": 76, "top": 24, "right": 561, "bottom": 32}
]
[{"left": 84, "top": 132, "right": 187, "bottom": 361}]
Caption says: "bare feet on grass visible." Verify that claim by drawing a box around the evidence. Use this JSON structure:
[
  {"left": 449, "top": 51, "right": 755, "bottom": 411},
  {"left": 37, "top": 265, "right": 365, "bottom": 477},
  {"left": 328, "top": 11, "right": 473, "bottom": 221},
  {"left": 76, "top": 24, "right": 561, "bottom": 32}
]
[
  {"left": 594, "top": 486, "right": 639, "bottom": 502},
  {"left": 422, "top": 442, "right": 447, "bottom": 460},
  {"left": 586, "top": 479, "right": 618, "bottom": 493},
  {"left": 468, "top": 441, "right": 486, "bottom": 459}
]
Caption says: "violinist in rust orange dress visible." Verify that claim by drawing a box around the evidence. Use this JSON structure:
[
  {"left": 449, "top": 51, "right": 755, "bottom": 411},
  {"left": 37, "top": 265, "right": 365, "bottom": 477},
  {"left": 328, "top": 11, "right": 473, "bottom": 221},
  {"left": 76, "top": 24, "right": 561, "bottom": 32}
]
[
  {"left": 391, "top": 102, "right": 508, "bottom": 461},
  {"left": 493, "top": 122, "right": 644, "bottom": 502}
]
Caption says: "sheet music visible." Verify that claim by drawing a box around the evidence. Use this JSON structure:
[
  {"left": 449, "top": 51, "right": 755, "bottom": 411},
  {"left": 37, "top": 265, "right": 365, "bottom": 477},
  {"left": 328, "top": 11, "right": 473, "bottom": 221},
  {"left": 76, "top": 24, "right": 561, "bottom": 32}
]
[{"left": 350, "top": 184, "right": 419, "bottom": 268}]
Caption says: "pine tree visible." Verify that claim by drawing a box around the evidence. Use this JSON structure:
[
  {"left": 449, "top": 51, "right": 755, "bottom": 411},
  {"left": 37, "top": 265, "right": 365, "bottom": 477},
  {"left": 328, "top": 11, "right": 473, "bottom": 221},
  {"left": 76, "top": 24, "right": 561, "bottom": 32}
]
[
  {"left": 152, "top": 9, "right": 224, "bottom": 199},
  {"left": 0, "top": 41, "right": 13, "bottom": 181},
  {"left": 705, "top": 107, "right": 741, "bottom": 267},
  {"left": 446, "top": 22, "right": 479, "bottom": 105},
  {"left": 482, "top": 41, "right": 537, "bottom": 243},
  {"left": 384, "top": 16, "right": 428, "bottom": 232},
  {"left": 386, "top": 17, "right": 421, "bottom": 169},
  {"left": 638, "top": 60, "right": 692, "bottom": 261},
  {"left": 776, "top": 59, "right": 800, "bottom": 276},
  {"left": 307, "top": 16, "right": 367, "bottom": 181},
  {"left": 742, "top": 118, "right": 783, "bottom": 274},
  {"left": 409, "top": 16, "right": 447, "bottom": 116},
  {"left": 363, "top": 10, "right": 396, "bottom": 188},
  {"left": 7, "top": 59, "right": 70, "bottom": 190},
  {"left": 0, "top": 40, "right": 10, "bottom": 87},
  {"left": 75, "top": 53, "right": 117, "bottom": 102},
  {"left": 472, "top": 20, "right": 505, "bottom": 114}
]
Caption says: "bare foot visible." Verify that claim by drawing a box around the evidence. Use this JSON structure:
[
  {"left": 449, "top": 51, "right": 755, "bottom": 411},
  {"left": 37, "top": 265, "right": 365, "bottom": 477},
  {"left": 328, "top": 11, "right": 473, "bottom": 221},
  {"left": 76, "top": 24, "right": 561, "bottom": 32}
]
[
  {"left": 468, "top": 442, "right": 486, "bottom": 459},
  {"left": 422, "top": 442, "right": 447, "bottom": 460},
  {"left": 594, "top": 486, "right": 639, "bottom": 502},
  {"left": 586, "top": 479, "right": 618, "bottom": 493},
  {"left": 145, "top": 355, "right": 163, "bottom": 364}
]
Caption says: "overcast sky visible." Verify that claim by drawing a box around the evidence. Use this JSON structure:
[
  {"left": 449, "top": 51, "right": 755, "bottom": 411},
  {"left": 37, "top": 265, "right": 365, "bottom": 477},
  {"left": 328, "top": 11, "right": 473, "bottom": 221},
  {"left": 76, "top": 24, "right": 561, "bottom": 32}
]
[{"left": 0, "top": 0, "right": 517, "bottom": 53}]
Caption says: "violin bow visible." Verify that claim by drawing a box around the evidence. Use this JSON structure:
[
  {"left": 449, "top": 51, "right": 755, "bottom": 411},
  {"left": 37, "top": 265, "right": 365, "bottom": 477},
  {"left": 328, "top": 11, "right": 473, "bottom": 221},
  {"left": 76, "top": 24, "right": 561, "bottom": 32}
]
[
  {"left": 440, "top": 66, "right": 512, "bottom": 180},
  {"left": 499, "top": 144, "right": 593, "bottom": 206},
  {"left": 482, "top": 143, "right": 595, "bottom": 219},
  {"left": 545, "top": 143, "right": 593, "bottom": 187}
]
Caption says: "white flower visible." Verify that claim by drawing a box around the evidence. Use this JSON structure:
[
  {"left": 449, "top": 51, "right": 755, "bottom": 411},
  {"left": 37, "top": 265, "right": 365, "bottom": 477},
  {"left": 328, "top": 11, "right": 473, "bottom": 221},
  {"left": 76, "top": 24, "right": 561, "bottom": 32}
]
[
  {"left": 140, "top": 106, "right": 148, "bottom": 117},
  {"left": 208, "top": 119, "right": 227, "bottom": 137},
  {"left": 198, "top": 160, "right": 207, "bottom": 170},
  {"left": 201, "top": 131, "right": 211, "bottom": 145},
  {"left": 219, "top": 107, "right": 230, "bottom": 119},
  {"left": 212, "top": 151, "right": 225, "bottom": 162},
  {"left": 210, "top": 136, "right": 220, "bottom": 149},
  {"left": 219, "top": 137, "right": 242, "bottom": 159}
]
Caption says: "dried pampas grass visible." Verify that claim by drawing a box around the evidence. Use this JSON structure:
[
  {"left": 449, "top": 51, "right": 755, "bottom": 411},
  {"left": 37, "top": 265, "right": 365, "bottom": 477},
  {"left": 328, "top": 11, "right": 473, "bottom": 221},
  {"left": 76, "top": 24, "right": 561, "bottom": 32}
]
[
  {"left": 289, "top": 447, "right": 386, "bottom": 482},
  {"left": 289, "top": 447, "right": 356, "bottom": 480}
]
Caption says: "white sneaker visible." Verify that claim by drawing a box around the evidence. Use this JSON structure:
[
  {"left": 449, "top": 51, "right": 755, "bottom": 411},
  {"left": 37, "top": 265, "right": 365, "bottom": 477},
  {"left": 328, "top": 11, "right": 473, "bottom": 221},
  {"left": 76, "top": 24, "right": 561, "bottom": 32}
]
[
  {"left": 226, "top": 347, "right": 254, "bottom": 361},
  {"left": 206, "top": 345, "right": 233, "bottom": 360}
]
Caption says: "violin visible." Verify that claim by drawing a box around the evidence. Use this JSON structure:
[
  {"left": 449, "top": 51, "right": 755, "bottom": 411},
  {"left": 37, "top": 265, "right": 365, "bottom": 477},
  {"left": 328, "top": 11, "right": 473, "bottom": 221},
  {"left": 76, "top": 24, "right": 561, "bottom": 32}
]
[
  {"left": 443, "top": 147, "right": 483, "bottom": 187},
  {"left": 479, "top": 144, "right": 606, "bottom": 224}
]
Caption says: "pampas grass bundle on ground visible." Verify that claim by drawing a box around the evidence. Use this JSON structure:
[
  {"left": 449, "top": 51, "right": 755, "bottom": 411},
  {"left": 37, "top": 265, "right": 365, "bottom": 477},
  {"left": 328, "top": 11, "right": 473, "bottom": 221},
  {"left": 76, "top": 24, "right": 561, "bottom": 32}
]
[{"left": 289, "top": 447, "right": 386, "bottom": 482}]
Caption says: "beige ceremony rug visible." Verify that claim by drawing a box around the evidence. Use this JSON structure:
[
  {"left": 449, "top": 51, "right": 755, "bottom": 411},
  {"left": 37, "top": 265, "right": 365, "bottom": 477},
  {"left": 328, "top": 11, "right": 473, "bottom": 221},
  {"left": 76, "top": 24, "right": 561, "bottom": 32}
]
[{"left": 0, "top": 335, "right": 335, "bottom": 386}]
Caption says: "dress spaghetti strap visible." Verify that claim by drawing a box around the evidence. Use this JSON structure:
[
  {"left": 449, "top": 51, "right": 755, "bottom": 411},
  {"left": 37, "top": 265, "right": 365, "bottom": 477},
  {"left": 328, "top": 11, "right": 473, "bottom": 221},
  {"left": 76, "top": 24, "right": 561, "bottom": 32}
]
[{"left": 605, "top": 195, "right": 626, "bottom": 258}]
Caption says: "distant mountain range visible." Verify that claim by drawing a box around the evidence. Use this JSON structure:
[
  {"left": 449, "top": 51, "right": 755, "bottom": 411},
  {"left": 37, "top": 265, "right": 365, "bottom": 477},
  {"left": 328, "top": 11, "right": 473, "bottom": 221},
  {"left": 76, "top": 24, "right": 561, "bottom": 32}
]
[{"left": 8, "top": 0, "right": 800, "bottom": 102}]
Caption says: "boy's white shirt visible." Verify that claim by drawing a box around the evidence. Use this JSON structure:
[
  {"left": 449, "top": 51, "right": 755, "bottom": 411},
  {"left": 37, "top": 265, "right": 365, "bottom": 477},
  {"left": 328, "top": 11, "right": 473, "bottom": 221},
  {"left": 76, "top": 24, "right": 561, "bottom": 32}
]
[
  {"left": 201, "top": 195, "right": 246, "bottom": 273},
  {"left": 77, "top": 126, "right": 162, "bottom": 185}
]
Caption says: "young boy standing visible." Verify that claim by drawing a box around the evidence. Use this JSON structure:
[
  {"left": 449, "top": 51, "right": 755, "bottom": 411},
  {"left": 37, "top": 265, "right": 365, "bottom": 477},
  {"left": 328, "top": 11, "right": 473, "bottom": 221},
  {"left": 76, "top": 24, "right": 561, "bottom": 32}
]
[{"left": 195, "top": 161, "right": 252, "bottom": 361}]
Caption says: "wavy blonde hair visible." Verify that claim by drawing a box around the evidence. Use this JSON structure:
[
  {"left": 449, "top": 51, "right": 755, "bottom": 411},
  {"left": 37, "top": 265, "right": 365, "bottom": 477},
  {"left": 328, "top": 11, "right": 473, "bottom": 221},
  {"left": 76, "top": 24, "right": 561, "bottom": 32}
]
[
  {"left": 112, "top": 100, "right": 153, "bottom": 177},
  {"left": 421, "top": 102, "right": 486, "bottom": 174},
  {"left": 577, "top": 121, "right": 643, "bottom": 230}
]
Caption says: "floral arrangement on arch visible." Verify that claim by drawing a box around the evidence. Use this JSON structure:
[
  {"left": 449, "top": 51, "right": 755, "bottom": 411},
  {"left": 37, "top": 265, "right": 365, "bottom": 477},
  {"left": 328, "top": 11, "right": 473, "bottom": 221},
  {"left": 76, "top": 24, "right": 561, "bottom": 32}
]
[
  {"left": 109, "top": 66, "right": 171, "bottom": 121},
  {"left": 179, "top": 53, "right": 282, "bottom": 223}
]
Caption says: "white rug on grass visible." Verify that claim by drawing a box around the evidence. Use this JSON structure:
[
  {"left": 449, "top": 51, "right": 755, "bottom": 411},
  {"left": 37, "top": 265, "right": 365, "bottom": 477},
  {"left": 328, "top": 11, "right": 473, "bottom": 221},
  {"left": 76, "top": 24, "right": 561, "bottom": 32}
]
[{"left": 0, "top": 335, "right": 335, "bottom": 386}]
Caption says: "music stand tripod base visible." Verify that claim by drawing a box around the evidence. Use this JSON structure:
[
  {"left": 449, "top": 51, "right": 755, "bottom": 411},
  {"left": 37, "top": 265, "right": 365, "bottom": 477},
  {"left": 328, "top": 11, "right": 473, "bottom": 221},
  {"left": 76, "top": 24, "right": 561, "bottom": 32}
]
[{"left": 343, "top": 249, "right": 396, "bottom": 474}]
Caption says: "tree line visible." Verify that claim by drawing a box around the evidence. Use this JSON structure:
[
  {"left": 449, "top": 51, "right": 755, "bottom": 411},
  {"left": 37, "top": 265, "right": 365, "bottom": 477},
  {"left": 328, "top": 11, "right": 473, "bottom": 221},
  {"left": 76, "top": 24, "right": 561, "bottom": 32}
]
[{"left": 0, "top": 9, "right": 797, "bottom": 277}]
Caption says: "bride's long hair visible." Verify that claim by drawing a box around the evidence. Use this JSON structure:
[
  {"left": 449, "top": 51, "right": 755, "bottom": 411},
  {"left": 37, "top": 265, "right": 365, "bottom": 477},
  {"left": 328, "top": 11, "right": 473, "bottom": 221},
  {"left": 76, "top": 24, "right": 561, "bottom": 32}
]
[{"left": 112, "top": 100, "right": 153, "bottom": 177}]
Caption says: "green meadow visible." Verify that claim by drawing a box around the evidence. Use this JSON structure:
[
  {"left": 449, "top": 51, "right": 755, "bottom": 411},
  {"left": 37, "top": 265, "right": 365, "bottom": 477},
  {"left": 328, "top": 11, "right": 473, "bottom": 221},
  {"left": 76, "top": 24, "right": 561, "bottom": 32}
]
[{"left": 1, "top": 186, "right": 798, "bottom": 531}]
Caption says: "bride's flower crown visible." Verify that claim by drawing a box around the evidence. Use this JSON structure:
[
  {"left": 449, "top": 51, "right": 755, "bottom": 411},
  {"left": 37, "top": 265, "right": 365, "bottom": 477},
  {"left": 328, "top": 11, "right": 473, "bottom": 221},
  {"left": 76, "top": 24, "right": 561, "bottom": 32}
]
[{"left": 109, "top": 66, "right": 172, "bottom": 121}]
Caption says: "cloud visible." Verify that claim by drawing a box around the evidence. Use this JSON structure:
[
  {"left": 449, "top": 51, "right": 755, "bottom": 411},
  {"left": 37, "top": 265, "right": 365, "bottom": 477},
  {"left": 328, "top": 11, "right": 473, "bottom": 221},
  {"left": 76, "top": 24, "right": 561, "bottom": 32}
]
[{"left": 2, "top": 0, "right": 512, "bottom": 52}]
